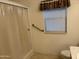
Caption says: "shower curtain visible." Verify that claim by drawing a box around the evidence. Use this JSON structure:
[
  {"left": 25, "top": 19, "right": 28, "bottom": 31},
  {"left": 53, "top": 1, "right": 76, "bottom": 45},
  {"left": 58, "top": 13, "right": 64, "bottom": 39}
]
[{"left": 0, "top": 3, "right": 32, "bottom": 59}]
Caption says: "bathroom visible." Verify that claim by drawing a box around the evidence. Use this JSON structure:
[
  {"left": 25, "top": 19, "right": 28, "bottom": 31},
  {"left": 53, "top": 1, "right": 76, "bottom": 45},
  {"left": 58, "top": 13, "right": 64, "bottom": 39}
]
[{"left": 0, "top": 0, "right": 79, "bottom": 59}]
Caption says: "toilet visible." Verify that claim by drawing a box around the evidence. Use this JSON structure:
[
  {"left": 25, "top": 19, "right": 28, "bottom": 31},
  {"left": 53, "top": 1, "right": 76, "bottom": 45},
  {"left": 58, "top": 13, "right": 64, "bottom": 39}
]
[{"left": 60, "top": 50, "right": 71, "bottom": 59}]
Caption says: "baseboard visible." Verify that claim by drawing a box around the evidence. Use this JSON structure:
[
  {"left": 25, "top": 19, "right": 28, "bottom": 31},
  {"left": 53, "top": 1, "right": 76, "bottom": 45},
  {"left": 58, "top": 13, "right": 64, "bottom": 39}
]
[{"left": 24, "top": 49, "right": 33, "bottom": 59}]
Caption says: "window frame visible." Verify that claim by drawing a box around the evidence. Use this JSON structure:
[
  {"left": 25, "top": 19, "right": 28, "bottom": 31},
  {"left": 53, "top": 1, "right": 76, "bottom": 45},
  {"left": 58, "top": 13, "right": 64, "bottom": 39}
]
[{"left": 43, "top": 8, "right": 67, "bottom": 33}]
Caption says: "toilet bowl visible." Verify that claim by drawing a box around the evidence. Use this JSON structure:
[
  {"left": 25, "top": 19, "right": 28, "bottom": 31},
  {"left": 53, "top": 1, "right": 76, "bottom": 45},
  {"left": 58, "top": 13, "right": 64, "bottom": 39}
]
[{"left": 60, "top": 50, "right": 71, "bottom": 59}]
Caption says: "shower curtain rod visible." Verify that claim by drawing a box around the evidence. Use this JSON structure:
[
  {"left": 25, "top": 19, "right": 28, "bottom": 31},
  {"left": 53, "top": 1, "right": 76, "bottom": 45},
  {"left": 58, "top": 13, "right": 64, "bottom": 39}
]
[{"left": 0, "top": 0, "right": 28, "bottom": 9}]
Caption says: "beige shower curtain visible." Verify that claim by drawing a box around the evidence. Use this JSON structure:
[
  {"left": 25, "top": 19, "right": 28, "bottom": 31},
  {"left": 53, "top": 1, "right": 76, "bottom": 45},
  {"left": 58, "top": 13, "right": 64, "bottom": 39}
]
[{"left": 0, "top": 3, "right": 31, "bottom": 59}]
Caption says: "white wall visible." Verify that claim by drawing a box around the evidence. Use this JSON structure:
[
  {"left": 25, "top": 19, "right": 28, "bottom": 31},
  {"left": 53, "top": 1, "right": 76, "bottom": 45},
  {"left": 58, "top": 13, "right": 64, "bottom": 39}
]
[{"left": 28, "top": 0, "right": 79, "bottom": 57}]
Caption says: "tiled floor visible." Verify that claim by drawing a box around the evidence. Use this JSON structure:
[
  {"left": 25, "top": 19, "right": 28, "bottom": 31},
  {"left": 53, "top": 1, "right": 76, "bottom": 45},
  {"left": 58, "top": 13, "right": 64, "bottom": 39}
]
[{"left": 30, "top": 52, "right": 59, "bottom": 59}]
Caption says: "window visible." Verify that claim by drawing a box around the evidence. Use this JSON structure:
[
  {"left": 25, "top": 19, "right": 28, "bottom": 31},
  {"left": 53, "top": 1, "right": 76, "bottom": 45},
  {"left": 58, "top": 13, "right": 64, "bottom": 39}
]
[{"left": 43, "top": 8, "right": 67, "bottom": 33}]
